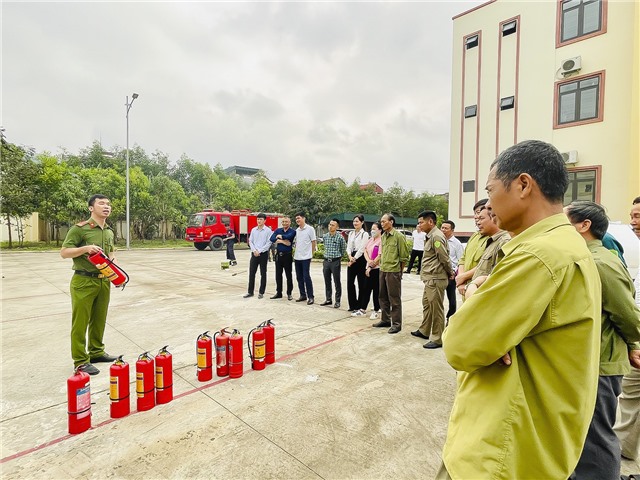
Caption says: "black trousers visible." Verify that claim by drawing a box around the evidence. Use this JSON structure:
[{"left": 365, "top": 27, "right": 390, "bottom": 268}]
[
  {"left": 406, "top": 249, "right": 423, "bottom": 273},
  {"left": 322, "top": 258, "right": 342, "bottom": 303},
  {"left": 274, "top": 251, "right": 293, "bottom": 296},
  {"left": 362, "top": 268, "right": 380, "bottom": 311},
  {"left": 445, "top": 278, "right": 457, "bottom": 318},
  {"left": 570, "top": 375, "right": 623, "bottom": 480},
  {"left": 226, "top": 240, "right": 236, "bottom": 261},
  {"left": 347, "top": 255, "right": 367, "bottom": 310},
  {"left": 248, "top": 251, "right": 269, "bottom": 295}
]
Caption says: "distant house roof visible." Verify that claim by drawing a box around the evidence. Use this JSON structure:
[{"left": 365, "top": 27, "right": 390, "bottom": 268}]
[
  {"left": 315, "top": 177, "right": 346, "bottom": 186},
  {"left": 224, "top": 165, "right": 271, "bottom": 184},
  {"left": 359, "top": 183, "right": 384, "bottom": 194}
]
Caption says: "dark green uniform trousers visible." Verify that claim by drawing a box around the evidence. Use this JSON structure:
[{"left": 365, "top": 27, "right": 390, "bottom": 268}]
[{"left": 70, "top": 275, "right": 111, "bottom": 366}]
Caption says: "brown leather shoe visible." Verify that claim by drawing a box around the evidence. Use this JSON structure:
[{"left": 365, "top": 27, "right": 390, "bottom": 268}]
[{"left": 372, "top": 320, "right": 391, "bottom": 328}]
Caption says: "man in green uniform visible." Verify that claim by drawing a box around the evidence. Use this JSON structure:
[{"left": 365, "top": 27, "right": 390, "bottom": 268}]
[
  {"left": 565, "top": 200, "right": 640, "bottom": 480},
  {"left": 61, "top": 194, "right": 117, "bottom": 375},
  {"left": 411, "top": 210, "right": 452, "bottom": 349},
  {"left": 438, "top": 140, "right": 601, "bottom": 479}
]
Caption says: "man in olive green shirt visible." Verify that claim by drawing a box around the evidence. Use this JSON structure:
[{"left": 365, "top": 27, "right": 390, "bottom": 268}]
[
  {"left": 61, "top": 194, "right": 118, "bottom": 375},
  {"left": 455, "top": 198, "right": 489, "bottom": 295},
  {"left": 438, "top": 141, "right": 601, "bottom": 479},
  {"left": 411, "top": 211, "right": 452, "bottom": 349},
  {"left": 565, "top": 201, "right": 640, "bottom": 480},
  {"left": 373, "top": 213, "right": 409, "bottom": 334}
]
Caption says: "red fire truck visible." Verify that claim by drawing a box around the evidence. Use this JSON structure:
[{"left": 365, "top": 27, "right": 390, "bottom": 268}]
[{"left": 185, "top": 209, "right": 283, "bottom": 251}]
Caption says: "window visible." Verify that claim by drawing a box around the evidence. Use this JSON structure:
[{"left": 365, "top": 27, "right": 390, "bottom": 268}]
[
  {"left": 464, "top": 105, "right": 477, "bottom": 118},
  {"left": 563, "top": 169, "right": 597, "bottom": 204},
  {"left": 502, "top": 20, "right": 517, "bottom": 36},
  {"left": 500, "top": 96, "right": 515, "bottom": 110},
  {"left": 465, "top": 35, "right": 479, "bottom": 49},
  {"left": 556, "top": 73, "right": 603, "bottom": 127},
  {"left": 205, "top": 215, "right": 217, "bottom": 226},
  {"left": 463, "top": 180, "right": 476, "bottom": 193},
  {"left": 560, "top": 0, "right": 603, "bottom": 43}
]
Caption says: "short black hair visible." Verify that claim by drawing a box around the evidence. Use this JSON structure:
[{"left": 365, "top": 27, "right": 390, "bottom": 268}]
[
  {"left": 295, "top": 212, "right": 306, "bottom": 218},
  {"left": 442, "top": 220, "right": 455, "bottom": 230},
  {"left": 257, "top": 212, "right": 267, "bottom": 219},
  {"left": 565, "top": 201, "right": 609, "bottom": 240},
  {"left": 633, "top": 196, "right": 640, "bottom": 205},
  {"left": 88, "top": 194, "right": 109, "bottom": 207},
  {"left": 418, "top": 210, "right": 437, "bottom": 223},
  {"left": 490, "top": 140, "right": 568, "bottom": 203},
  {"left": 330, "top": 218, "right": 340, "bottom": 224},
  {"left": 473, "top": 198, "right": 488, "bottom": 212}
]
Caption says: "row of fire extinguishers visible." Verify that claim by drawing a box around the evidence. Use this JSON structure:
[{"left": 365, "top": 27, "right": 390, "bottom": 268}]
[
  {"left": 196, "top": 319, "right": 276, "bottom": 381},
  {"left": 66, "top": 319, "right": 275, "bottom": 435},
  {"left": 67, "top": 346, "right": 173, "bottom": 435}
]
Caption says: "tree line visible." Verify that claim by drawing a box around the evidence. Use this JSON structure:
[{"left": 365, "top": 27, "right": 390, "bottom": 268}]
[{"left": 0, "top": 136, "right": 448, "bottom": 247}]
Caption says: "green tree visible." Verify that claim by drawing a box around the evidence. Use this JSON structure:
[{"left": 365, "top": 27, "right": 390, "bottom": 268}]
[
  {"left": 149, "top": 175, "right": 188, "bottom": 241},
  {"left": 37, "top": 155, "right": 85, "bottom": 245},
  {"left": 0, "top": 138, "right": 41, "bottom": 247}
]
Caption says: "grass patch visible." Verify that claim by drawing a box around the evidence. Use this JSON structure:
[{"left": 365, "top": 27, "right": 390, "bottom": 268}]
[{"left": 1, "top": 239, "right": 196, "bottom": 252}]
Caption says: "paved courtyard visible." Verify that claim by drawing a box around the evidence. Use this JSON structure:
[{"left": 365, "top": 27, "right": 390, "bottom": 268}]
[{"left": 1, "top": 248, "right": 638, "bottom": 479}]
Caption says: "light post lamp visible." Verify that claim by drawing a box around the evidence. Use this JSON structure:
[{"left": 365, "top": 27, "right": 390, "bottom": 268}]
[{"left": 125, "top": 93, "right": 139, "bottom": 249}]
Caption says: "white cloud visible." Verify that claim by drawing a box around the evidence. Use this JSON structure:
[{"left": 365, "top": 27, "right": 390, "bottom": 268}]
[{"left": 2, "top": 1, "right": 483, "bottom": 194}]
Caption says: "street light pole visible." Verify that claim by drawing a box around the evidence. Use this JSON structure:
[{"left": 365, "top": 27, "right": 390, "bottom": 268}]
[{"left": 125, "top": 93, "right": 139, "bottom": 250}]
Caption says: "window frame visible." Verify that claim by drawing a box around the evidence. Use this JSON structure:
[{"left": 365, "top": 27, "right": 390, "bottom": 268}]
[
  {"left": 502, "top": 20, "right": 517, "bottom": 36},
  {"left": 465, "top": 35, "right": 479, "bottom": 49},
  {"left": 563, "top": 165, "right": 601, "bottom": 204},
  {"left": 464, "top": 105, "right": 478, "bottom": 118},
  {"left": 553, "top": 70, "right": 605, "bottom": 129},
  {"left": 556, "top": 0, "right": 607, "bottom": 47},
  {"left": 500, "top": 96, "right": 515, "bottom": 111}
]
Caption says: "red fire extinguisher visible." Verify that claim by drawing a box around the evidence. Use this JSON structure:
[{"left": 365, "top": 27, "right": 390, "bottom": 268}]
[
  {"left": 67, "top": 366, "right": 91, "bottom": 434},
  {"left": 213, "top": 328, "right": 230, "bottom": 378},
  {"left": 248, "top": 325, "right": 266, "bottom": 371},
  {"left": 228, "top": 329, "right": 244, "bottom": 379},
  {"left": 109, "top": 356, "right": 130, "bottom": 419},
  {"left": 155, "top": 346, "right": 173, "bottom": 405},
  {"left": 136, "top": 352, "right": 155, "bottom": 412},
  {"left": 196, "top": 331, "right": 213, "bottom": 382},
  {"left": 87, "top": 251, "right": 130, "bottom": 288},
  {"left": 262, "top": 319, "right": 276, "bottom": 365}
]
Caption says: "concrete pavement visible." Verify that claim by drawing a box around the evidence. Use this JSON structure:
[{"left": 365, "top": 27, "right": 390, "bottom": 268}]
[{"left": 1, "top": 248, "right": 638, "bottom": 479}]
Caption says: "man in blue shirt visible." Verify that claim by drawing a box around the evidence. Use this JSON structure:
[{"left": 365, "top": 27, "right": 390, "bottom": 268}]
[
  {"left": 244, "top": 213, "right": 272, "bottom": 299},
  {"left": 321, "top": 218, "right": 347, "bottom": 308},
  {"left": 269, "top": 216, "right": 296, "bottom": 300}
]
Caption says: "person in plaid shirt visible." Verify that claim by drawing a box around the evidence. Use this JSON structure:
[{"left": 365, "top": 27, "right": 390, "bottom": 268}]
[{"left": 320, "top": 218, "right": 347, "bottom": 309}]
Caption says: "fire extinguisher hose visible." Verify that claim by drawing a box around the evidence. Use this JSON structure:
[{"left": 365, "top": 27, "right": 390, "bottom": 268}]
[
  {"left": 247, "top": 328, "right": 256, "bottom": 361},
  {"left": 67, "top": 406, "right": 91, "bottom": 415},
  {"left": 100, "top": 255, "right": 130, "bottom": 290}
]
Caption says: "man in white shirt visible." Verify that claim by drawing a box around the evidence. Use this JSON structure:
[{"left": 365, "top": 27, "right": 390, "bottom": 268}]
[
  {"left": 293, "top": 212, "right": 317, "bottom": 305},
  {"left": 244, "top": 213, "right": 273, "bottom": 299},
  {"left": 405, "top": 228, "right": 426, "bottom": 274},
  {"left": 441, "top": 220, "right": 464, "bottom": 321}
]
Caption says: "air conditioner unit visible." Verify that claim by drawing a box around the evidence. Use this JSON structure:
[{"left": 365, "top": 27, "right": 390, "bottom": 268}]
[
  {"left": 561, "top": 56, "right": 582, "bottom": 76},
  {"left": 561, "top": 150, "right": 578, "bottom": 165}
]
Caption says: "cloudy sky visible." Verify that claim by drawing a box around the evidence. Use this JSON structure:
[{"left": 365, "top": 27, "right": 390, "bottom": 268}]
[{"left": 3, "top": 1, "right": 482, "bottom": 194}]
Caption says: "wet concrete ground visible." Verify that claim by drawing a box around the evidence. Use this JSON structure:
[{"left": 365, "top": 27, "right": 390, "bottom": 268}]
[{"left": 1, "top": 248, "right": 638, "bottom": 479}]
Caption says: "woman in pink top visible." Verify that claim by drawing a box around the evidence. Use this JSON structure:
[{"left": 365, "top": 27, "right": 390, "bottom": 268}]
[{"left": 360, "top": 221, "right": 382, "bottom": 319}]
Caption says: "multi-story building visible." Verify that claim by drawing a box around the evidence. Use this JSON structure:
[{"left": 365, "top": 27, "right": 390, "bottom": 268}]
[{"left": 448, "top": 0, "right": 639, "bottom": 235}]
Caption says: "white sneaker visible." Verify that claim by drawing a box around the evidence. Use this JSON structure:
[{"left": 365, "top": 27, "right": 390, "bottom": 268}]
[
  {"left": 370, "top": 311, "right": 378, "bottom": 320},
  {"left": 351, "top": 310, "right": 364, "bottom": 317}
]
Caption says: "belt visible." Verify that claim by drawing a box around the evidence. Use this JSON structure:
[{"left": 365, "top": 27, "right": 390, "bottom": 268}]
[
  {"left": 324, "top": 257, "right": 342, "bottom": 262},
  {"left": 74, "top": 270, "right": 105, "bottom": 279},
  {"left": 277, "top": 251, "right": 292, "bottom": 256}
]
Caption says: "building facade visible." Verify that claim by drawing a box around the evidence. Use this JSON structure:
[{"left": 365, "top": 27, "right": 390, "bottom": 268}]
[{"left": 449, "top": 0, "right": 639, "bottom": 235}]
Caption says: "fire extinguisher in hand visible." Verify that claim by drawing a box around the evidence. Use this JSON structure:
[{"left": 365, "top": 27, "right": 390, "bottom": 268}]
[
  {"left": 228, "top": 329, "right": 244, "bottom": 379},
  {"left": 87, "top": 251, "right": 130, "bottom": 288},
  {"left": 67, "top": 366, "right": 92, "bottom": 434},
  {"left": 136, "top": 352, "right": 155, "bottom": 412},
  {"left": 110, "top": 356, "right": 130, "bottom": 418},
  {"left": 155, "top": 346, "right": 173, "bottom": 405},
  {"left": 213, "top": 328, "right": 230, "bottom": 378},
  {"left": 196, "top": 331, "right": 213, "bottom": 382},
  {"left": 248, "top": 325, "right": 266, "bottom": 371}
]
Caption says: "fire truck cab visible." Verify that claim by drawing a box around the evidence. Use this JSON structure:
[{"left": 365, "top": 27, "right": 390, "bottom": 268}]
[{"left": 185, "top": 209, "right": 283, "bottom": 251}]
